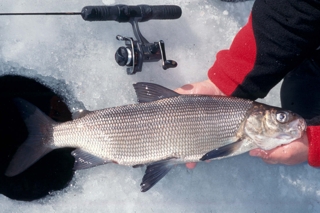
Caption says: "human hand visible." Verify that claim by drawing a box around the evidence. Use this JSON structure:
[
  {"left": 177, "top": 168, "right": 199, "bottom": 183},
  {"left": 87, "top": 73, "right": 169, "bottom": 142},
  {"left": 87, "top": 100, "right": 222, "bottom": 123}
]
[
  {"left": 175, "top": 79, "right": 225, "bottom": 169},
  {"left": 175, "top": 79, "right": 225, "bottom": 96},
  {"left": 249, "top": 132, "right": 308, "bottom": 165}
]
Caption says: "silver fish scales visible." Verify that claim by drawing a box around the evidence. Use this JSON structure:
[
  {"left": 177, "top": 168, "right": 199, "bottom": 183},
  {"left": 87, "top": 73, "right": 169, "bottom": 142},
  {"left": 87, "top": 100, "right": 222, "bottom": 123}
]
[
  {"left": 5, "top": 82, "right": 306, "bottom": 192},
  {"left": 53, "top": 95, "right": 253, "bottom": 165}
]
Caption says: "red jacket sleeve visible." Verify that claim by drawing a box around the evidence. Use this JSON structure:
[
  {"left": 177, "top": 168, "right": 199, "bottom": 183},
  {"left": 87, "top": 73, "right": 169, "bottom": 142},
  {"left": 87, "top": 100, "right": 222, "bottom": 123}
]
[
  {"left": 208, "top": 0, "right": 320, "bottom": 166},
  {"left": 307, "top": 126, "right": 320, "bottom": 166},
  {"left": 208, "top": 14, "right": 256, "bottom": 97}
]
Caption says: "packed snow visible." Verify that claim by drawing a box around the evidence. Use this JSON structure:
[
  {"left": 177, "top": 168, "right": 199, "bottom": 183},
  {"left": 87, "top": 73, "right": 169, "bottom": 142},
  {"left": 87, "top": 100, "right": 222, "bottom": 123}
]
[{"left": 0, "top": 0, "right": 319, "bottom": 212}]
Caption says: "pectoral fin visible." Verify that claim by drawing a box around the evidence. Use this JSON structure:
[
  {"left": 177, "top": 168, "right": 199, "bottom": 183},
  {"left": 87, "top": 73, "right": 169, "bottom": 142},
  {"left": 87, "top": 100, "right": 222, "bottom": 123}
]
[
  {"left": 140, "top": 158, "right": 177, "bottom": 192},
  {"left": 71, "top": 149, "right": 110, "bottom": 170},
  {"left": 200, "top": 140, "right": 242, "bottom": 161}
]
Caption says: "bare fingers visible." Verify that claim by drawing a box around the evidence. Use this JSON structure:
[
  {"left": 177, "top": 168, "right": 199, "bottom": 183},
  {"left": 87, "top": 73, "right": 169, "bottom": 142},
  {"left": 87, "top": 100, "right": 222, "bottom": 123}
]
[
  {"left": 186, "top": 162, "right": 197, "bottom": 169},
  {"left": 174, "top": 80, "right": 225, "bottom": 96},
  {"left": 249, "top": 133, "right": 308, "bottom": 165}
]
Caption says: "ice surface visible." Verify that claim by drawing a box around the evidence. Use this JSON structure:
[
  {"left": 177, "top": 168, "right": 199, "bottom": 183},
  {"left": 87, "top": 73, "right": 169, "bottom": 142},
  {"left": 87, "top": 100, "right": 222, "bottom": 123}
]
[{"left": 0, "top": 0, "right": 320, "bottom": 212}]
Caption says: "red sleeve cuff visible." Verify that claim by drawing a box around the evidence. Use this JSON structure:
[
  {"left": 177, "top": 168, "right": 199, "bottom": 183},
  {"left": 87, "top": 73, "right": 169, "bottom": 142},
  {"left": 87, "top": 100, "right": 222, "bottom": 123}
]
[
  {"left": 307, "top": 126, "right": 320, "bottom": 167},
  {"left": 208, "top": 13, "right": 256, "bottom": 96}
]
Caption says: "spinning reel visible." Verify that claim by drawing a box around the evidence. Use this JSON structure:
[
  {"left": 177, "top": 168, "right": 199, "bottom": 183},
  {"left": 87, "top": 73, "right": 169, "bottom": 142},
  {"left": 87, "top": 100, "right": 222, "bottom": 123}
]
[{"left": 115, "top": 17, "right": 178, "bottom": 74}]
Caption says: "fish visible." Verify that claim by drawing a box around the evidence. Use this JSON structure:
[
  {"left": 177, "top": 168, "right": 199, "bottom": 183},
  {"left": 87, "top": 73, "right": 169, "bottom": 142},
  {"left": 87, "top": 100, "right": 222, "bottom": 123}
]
[{"left": 5, "top": 82, "right": 306, "bottom": 192}]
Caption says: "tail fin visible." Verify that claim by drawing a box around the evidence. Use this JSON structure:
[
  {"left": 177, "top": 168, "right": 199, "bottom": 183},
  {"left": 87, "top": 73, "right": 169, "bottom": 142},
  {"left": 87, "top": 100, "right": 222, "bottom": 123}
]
[{"left": 5, "top": 98, "right": 57, "bottom": 177}]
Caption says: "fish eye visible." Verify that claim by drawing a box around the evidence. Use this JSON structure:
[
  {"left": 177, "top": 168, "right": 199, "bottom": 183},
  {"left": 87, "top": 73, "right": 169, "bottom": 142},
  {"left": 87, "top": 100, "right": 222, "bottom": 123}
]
[{"left": 276, "top": 112, "right": 288, "bottom": 123}]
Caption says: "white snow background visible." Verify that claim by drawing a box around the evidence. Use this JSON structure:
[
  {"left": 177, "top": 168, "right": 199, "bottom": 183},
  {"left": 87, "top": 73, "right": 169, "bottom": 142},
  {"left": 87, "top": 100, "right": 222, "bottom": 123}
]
[{"left": 0, "top": 0, "right": 320, "bottom": 212}]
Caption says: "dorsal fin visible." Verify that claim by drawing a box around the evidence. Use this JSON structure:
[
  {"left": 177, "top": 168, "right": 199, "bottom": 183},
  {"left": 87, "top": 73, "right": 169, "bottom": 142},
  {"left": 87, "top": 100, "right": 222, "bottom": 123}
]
[{"left": 133, "top": 82, "right": 179, "bottom": 103}]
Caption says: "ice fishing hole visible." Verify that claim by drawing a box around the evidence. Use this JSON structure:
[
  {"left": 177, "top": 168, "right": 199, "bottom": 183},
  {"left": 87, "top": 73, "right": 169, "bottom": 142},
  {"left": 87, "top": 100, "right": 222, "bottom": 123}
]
[{"left": 0, "top": 75, "right": 75, "bottom": 201}]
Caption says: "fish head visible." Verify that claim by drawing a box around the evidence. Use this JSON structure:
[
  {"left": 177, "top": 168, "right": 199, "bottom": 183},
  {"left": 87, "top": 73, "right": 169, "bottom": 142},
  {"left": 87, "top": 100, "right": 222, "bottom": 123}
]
[{"left": 244, "top": 103, "right": 306, "bottom": 150}]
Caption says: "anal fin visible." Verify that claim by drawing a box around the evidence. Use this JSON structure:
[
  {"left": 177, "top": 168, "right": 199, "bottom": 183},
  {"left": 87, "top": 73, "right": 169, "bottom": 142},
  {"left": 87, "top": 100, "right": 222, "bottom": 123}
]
[
  {"left": 200, "top": 140, "right": 242, "bottom": 161},
  {"left": 71, "top": 149, "right": 110, "bottom": 170},
  {"left": 140, "top": 158, "right": 177, "bottom": 192}
]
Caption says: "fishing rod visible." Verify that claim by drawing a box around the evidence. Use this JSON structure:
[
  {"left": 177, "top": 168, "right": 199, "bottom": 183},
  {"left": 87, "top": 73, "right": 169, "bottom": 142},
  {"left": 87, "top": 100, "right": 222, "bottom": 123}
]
[{"left": 0, "top": 5, "right": 182, "bottom": 74}]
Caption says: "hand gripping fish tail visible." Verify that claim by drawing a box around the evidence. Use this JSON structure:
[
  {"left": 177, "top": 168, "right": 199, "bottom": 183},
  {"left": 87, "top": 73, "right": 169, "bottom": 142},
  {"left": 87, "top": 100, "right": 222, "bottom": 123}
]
[{"left": 5, "top": 82, "right": 306, "bottom": 192}]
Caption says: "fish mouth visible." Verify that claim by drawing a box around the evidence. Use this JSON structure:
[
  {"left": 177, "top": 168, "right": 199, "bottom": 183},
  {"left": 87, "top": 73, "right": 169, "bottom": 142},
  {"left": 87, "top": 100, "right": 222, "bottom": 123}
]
[
  {"left": 287, "top": 119, "right": 306, "bottom": 139},
  {"left": 298, "top": 119, "right": 307, "bottom": 132}
]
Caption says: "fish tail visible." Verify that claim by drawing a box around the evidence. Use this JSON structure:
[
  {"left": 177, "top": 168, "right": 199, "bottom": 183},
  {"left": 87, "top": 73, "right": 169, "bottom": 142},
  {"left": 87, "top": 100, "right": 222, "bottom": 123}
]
[{"left": 5, "top": 98, "right": 57, "bottom": 177}]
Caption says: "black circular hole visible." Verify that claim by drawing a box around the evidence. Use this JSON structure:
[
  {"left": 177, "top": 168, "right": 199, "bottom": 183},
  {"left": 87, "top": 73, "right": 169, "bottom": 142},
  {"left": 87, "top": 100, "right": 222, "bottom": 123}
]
[{"left": 0, "top": 75, "right": 75, "bottom": 201}]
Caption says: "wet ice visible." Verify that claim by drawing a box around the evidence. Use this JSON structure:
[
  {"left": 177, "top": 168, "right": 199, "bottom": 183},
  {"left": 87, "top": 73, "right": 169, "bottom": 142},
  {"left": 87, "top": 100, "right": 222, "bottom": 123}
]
[{"left": 0, "top": 0, "right": 320, "bottom": 212}]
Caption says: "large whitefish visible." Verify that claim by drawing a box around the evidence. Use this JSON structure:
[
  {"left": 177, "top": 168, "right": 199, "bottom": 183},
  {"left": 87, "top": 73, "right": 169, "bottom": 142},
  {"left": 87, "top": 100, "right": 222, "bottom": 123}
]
[{"left": 5, "top": 82, "right": 306, "bottom": 192}]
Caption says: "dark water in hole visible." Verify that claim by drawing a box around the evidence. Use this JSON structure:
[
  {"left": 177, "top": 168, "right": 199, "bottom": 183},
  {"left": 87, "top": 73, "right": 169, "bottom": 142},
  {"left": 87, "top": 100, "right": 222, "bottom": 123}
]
[{"left": 0, "top": 75, "right": 75, "bottom": 201}]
